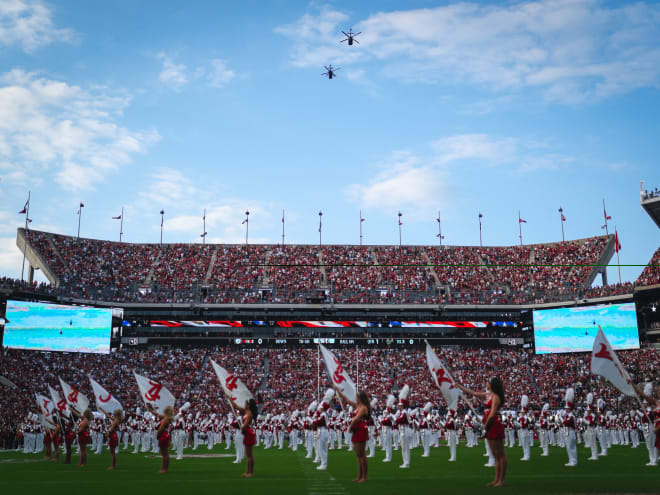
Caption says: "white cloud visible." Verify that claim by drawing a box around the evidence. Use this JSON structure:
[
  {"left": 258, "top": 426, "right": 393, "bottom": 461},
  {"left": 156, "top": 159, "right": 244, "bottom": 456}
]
[
  {"left": 276, "top": 1, "right": 660, "bottom": 102},
  {"left": 207, "top": 59, "right": 235, "bottom": 88},
  {"left": 0, "top": 236, "right": 23, "bottom": 278},
  {"left": 157, "top": 53, "right": 189, "bottom": 91},
  {"left": 431, "top": 134, "right": 517, "bottom": 165},
  {"left": 345, "top": 151, "right": 448, "bottom": 214},
  {"left": 134, "top": 168, "right": 272, "bottom": 243},
  {"left": 0, "top": 0, "right": 74, "bottom": 52},
  {"left": 156, "top": 53, "right": 236, "bottom": 91},
  {"left": 0, "top": 69, "right": 159, "bottom": 191}
]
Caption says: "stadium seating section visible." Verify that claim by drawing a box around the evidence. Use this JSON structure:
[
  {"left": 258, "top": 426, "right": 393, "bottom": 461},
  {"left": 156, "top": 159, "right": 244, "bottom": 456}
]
[{"left": 4, "top": 231, "right": 659, "bottom": 304}]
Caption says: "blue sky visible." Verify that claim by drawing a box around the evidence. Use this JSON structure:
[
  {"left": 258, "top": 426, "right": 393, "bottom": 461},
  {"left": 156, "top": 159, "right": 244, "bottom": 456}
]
[{"left": 1, "top": 0, "right": 659, "bottom": 285}]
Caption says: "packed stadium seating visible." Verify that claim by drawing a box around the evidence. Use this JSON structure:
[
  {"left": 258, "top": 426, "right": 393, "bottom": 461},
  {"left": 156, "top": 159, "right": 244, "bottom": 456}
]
[
  {"left": 12, "top": 230, "right": 652, "bottom": 305},
  {"left": 2, "top": 345, "right": 657, "bottom": 439}
]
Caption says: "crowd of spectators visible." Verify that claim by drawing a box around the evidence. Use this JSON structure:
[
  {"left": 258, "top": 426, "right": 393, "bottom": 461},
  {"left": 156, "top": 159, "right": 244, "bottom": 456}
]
[
  {"left": 2, "top": 345, "right": 658, "bottom": 434},
  {"left": 6, "top": 230, "right": 658, "bottom": 305}
]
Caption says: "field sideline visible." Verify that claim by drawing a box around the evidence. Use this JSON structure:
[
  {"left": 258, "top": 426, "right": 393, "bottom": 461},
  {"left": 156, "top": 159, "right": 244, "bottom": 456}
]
[{"left": 0, "top": 443, "right": 657, "bottom": 495}]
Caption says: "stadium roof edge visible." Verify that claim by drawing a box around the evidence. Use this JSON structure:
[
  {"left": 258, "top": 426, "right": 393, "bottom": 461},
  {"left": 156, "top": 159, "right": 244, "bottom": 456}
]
[{"left": 17, "top": 227, "right": 611, "bottom": 250}]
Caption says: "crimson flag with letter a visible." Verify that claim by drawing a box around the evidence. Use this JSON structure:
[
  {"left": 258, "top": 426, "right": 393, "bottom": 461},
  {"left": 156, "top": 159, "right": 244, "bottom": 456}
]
[{"left": 133, "top": 371, "right": 175, "bottom": 414}]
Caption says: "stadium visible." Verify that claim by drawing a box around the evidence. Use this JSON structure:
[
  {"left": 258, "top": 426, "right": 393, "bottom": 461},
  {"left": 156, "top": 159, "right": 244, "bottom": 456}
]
[
  {"left": 2, "top": 2, "right": 660, "bottom": 495},
  {"left": 1, "top": 191, "right": 659, "bottom": 494}
]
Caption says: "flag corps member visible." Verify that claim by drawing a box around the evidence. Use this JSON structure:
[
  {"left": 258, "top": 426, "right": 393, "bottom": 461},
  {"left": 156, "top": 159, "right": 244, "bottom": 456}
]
[
  {"left": 210, "top": 359, "right": 257, "bottom": 478},
  {"left": 335, "top": 386, "right": 372, "bottom": 483},
  {"left": 133, "top": 372, "right": 176, "bottom": 473},
  {"left": 456, "top": 378, "right": 507, "bottom": 488}
]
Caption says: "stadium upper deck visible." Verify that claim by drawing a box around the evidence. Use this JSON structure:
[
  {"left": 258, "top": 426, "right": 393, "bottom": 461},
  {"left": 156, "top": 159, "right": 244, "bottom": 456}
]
[{"left": 12, "top": 228, "right": 644, "bottom": 306}]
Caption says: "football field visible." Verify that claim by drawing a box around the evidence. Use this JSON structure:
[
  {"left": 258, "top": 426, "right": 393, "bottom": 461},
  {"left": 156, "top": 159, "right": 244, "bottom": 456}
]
[{"left": 0, "top": 443, "right": 657, "bottom": 495}]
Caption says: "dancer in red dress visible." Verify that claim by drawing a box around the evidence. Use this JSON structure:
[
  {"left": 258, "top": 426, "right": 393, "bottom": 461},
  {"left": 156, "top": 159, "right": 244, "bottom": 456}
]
[
  {"left": 151, "top": 406, "right": 173, "bottom": 474},
  {"left": 336, "top": 389, "right": 372, "bottom": 483},
  {"left": 456, "top": 377, "right": 507, "bottom": 487},
  {"left": 105, "top": 409, "right": 123, "bottom": 470},
  {"left": 63, "top": 416, "right": 74, "bottom": 465},
  {"left": 232, "top": 398, "right": 259, "bottom": 478},
  {"left": 72, "top": 408, "right": 93, "bottom": 468}
]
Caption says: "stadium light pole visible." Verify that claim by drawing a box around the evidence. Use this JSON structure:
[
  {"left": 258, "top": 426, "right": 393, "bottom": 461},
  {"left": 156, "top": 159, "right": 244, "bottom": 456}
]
[
  {"left": 77, "top": 201, "right": 84, "bottom": 239},
  {"left": 436, "top": 211, "right": 444, "bottom": 247},
  {"left": 113, "top": 207, "right": 124, "bottom": 242},
  {"left": 19, "top": 191, "right": 31, "bottom": 282},
  {"left": 242, "top": 210, "right": 249, "bottom": 245},
  {"left": 318, "top": 210, "right": 323, "bottom": 246},
  {"left": 359, "top": 210, "right": 364, "bottom": 246},
  {"left": 478, "top": 212, "right": 483, "bottom": 247},
  {"left": 201, "top": 208, "right": 207, "bottom": 245},
  {"left": 160, "top": 209, "right": 165, "bottom": 245},
  {"left": 601, "top": 198, "right": 611, "bottom": 235},
  {"left": 559, "top": 206, "right": 565, "bottom": 242},
  {"left": 398, "top": 211, "right": 402, "bottom": 247}
]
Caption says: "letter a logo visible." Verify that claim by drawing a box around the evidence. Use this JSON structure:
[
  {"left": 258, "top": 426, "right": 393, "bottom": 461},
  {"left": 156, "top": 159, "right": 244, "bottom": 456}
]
[
  {"left": 145, "top": 380, "right": 163, "bottom": 401},
  {"left": 594, "top": 343, "right": 614, "bottom": 361},
  {"left": 225, "top": 375, "right": 238, "bottom": 391}
]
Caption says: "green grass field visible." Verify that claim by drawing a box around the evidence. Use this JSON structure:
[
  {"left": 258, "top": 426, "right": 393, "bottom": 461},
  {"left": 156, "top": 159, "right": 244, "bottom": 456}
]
[{"left": 1, "top": 442, "right": 658, "bottom": 495}]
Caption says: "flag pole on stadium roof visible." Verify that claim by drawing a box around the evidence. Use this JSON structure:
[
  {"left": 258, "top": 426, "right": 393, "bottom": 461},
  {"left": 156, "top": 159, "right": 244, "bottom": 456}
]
[
  {"left": 318, "top": 210, "right": 323, "bottom": 246},
  {"left": 398, "top": 211, "right": 402, "bottom": 247},
  {"left": 359, "top": 210, "right": 364, "bottom": 246},
  {"left": 518, "top": 211, "right": 527, "bottom": 246},
  {"left": 601, "top": 198, "right": 611, "bottom": 235},
  {"left": 201, "top": 208, "right": 207, "bottom": 245},
  {"left": 559, "top": 206, "right": 565, "bottom": 242},
  {"left": 436, "top": 211, "right": 444, "bottom": 247},
  {"left": 281, "top": 209, "right": 285, "bottom": 247},
  {"left": 160, "top": 209, "right": 165, "bottom": 245},
  {"left": 242, "top": 210, "right": 249, "bottom": 245},
  {"left": 615, "top": 226, "right": 622, "bottom": 285},
  {"left": 77, "top": 201, "right": 84, "bottom": 239},
  {"left": 113, "top": 207, "right": 124, "bottom": 242},
  {"left": 478, "top": 212, "right": 483, "bottom": 247},
  {"left": 19, "top": 191, "right": 31, "bottom": 282}
]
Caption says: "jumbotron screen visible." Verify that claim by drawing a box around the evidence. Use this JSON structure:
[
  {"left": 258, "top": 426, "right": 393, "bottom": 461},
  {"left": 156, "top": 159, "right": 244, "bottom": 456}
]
[
  {"left": 533, "top": 302, "right": 639, "bottom": 354},
  {"left": 2, "top": 300, "right": 112, "bottom": 354}
]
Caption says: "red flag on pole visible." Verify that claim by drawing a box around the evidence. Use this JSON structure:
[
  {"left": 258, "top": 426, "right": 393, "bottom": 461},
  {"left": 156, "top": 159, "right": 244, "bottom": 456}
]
[
  {"left": 561, "top": 214, "right": 566, "bottom": 221},
  {"left": 519, "top": 217, "right": 527, "bottom": 223}
]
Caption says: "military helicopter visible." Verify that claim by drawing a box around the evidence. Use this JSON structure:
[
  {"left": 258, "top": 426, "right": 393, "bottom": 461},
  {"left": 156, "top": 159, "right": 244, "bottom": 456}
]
[
  {"left": 321, "top": 64, "right": 340, "bottom": 79},
  {"left": 340, "top": 28, "right": 361, "bottom": 45}
]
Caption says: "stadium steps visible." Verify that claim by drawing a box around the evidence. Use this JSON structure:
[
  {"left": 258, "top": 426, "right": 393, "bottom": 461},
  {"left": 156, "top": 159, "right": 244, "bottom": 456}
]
[
  {"left": 370, "top": 247, "right": 383, "bottom": 284},
  {"left": 262, "top": 248, "right": 272, "bottom": 285},
  {"left": 421, "top": 248, "right": 441, "bottom": 286},
  {"left": 144, "top": 249, "right": 164, "bottom": 284},
  {"left": 46, "top": 236, "right": 70, "bottom": 277},
  {"left": 260, "top": 356, "right": 270, "bottom": 390},
  {"left": 204, "top": 247, "right": 218, "bottom": 283},
  {"left": 318, "top": 250, "right": 327, "bottom": 283}
]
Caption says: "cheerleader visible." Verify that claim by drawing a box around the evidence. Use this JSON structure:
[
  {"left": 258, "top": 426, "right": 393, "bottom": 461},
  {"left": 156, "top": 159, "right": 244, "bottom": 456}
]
[
  {"left": 150, "top": 405, "right": 173, "bottom": 474},
  {"left": 73, "top": 408, "right": 93, "bottom": 468},
  {"left": 627, "top": 379, "right": 659, "bottom": 466},
  {"left": 105, "top": 409, "right": 123, "bottom": 470},
  {"left": 231, "top": 398, "right": 258, "bottom": 478},
  {"left": 456, "top": 377, "right": 507, "bottom": 488},
  {"left": 336, "top": 388, "right": 372, "bottom": 483}
]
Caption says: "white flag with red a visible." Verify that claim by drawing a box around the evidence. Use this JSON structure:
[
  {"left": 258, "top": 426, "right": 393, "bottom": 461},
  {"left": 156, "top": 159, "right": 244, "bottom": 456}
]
[
  {"left": 35, "top": 393, "right": 57, "bottom": 428},
  {"left": 425, "top": 341, "right": 460, "bottom": 410},
  {"left": 210, "top": 359, "right": 253, "bottom": 408},
  {"left": 319, "top": 344, "right": 356, "bottom": 402},
  {"left": 590, "top": 327, "right": 635, "bottom": 397},
  {"left": 133, "top": 372, "right": 175, "bottom": 414},
  {"left": 58, "top": 377, "right": 90, "bottom": 414},
  {"left": 49, "top": 385, "right": 70, "bottom": 417},
  {"left": 89, "top": 375, "right": 123, "bottom": 415}
]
